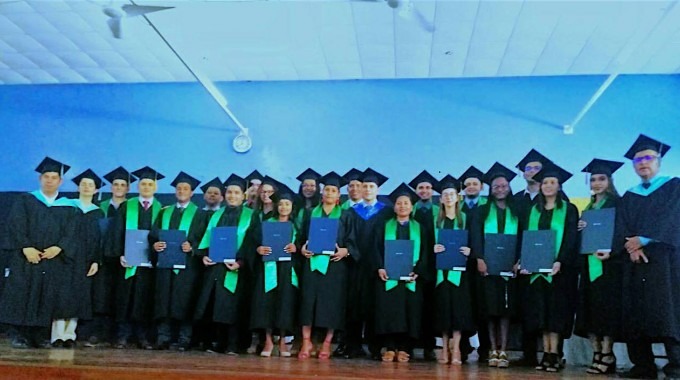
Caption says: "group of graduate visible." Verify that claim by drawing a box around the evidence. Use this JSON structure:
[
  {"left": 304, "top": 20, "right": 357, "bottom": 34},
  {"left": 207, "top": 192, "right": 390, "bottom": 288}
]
[{"left": 1, "top": 133, "right": 679, "bottom": 379}]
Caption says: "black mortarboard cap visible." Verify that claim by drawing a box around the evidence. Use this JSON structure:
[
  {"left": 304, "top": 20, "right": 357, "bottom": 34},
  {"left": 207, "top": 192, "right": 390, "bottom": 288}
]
[
  {"left": 261, "top": 175, "right": 279, "bottom": 189},
  {"left": 223, "top": 174, "right": 247, "bottom": 192},
  {"left": 72, "top": 169, "right": 103, "bottom": 189},
  {"left": 319, "top": 171, "right": 347, "bottom": 188},
  {"left": 581, "top": 159, "right": 624, "bottom": 176},
  {"left": 170, "top": 171, "right": 201, "bottom": 191},
  {"left": 408, "top": 170, "right": 438, "bottom": 191},
  {"left": 623, "top": 134, "right": 671, "bottom": 160},
  {"left": 296, "top": 168, "right": 322, "bottom": 182},
  {"left": 389, "top": 182, "right": 419, "bottom": 205},
  {"left": 434, "top": 175, "right": 460, "bottom": 193},
  {"left": 200, "top": 177, "right": 223, "bottom": 194},
  {"left": 532, "top": 162, "right": 573, "bottom": 184},
  {"left": 343, "top": 168, "right": 364, "bottom": 183},
  {"left": 361, "top": 168, "right": 388, "bottom": 187},
  {"left": 516, "top": 149, "right": 552, "bottom": 170},
  {"left": 458, "top": 166, "right": 485, "bottom": 188},
  {"left": 132, "top": 166, "right": 164, "bottom": 181},
  {"left": 483, "top": 162, "right": 517, "bottom": 185},
  {"left": 35, "top": 157, "right": 70, "bottom": 175},
  {"left": 103, "top": 166, "right": 136, "bottom": 185},
  {"left": 271, "top": 181, "right": 297, "bottom": 204},
  {"left": 245, "top": 170, "right": 264, "bottom": 184}
]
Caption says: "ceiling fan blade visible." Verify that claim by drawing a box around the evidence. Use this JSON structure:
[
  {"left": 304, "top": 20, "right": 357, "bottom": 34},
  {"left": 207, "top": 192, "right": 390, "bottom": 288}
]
[
  {"left": 122, "top": 4, "right": 174, "bottom": 18},
  {"left": 107, "top": 17, "right": 122, "bottom": 38}
]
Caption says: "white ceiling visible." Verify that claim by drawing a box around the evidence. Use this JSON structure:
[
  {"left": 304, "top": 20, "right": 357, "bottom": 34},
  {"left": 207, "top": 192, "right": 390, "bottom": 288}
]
[{"left": 1, "top": 0, "right": 680, "bottom": 85}]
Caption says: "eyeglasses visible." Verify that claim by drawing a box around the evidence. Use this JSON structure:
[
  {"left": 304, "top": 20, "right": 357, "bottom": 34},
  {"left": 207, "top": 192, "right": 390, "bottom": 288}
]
[
  {"left": 492, "top": 184, "right": 509, "bottom": 190},
  {"left": 632, "top": 155, "right": 658, "bottom": 164},
  {"left": 524, "top": 165, "right": 542, "bottom": 172},
  {"left": 261, "top": 190, "right": 274, "bottom": 195}
]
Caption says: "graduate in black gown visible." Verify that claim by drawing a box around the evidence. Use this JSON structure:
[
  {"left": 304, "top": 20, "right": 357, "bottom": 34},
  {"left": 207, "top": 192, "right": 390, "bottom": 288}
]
[
  {"left": 340, "top": 168, "right": 364, "bottom": 210},
  {"left": 112, "top": 166, "right": 165, "bottom": 349},
  {"left": 294, "top": 168, "right": 322, "bottom": 227},
  {"left": 431, "top": 175, "right": 474, "bottom": 365},
  {"left": 374, "top": 183, "right": 429, "bottom": 363},
  {"left": 298, "top": 171, "right": 358, "bottom": 360},
  {"left": 409, "top": 170, "right": 440, "bottom": 361},
  {"left": 52, "top": 169, "right": 104, "bottom": 348},
  {"left": 149, "top": 172, "right": 207, "bottom": 351},
  {"left": 244, "top": 170, "right": 264, "bottom": 209},
  {"left": 343, "top": 168, "right": 391, "bottom": 360},
  {"left": 253, "top": 176, "right": 278, "bottom": 222},
  {"left": 460, "top": 166, "right": 488, "bottom": 214},
  {"left": 470, "top": 163, "right": 521, "bottom": 368},
  {"left": 615, "top": 135, "right": 680, "bottom": 380},
  {"left": 249, "top": 181, "right": 301, "bottom": 357},
  {"left": 194, "top": 174, "right": 258, "bottom": 355},
  {"left": 518, "top": 162, "right": 578, "bottom": 373},
  {"left": 0, "top": 157, "right": 76, "bottom": 348},
  {"left": 82, "top": 166, "right": 136, "bottom": 346},
  {"left": 573, "top": 159, "right": 623, "bottom": 375}
]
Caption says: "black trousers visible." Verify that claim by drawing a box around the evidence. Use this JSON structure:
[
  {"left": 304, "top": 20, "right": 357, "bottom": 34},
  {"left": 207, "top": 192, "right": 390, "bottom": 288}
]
[
  {"left": 157, "top": 318, "right": 192, "bottom": 345},
  {"left": 628, "top": 338, "right": 680, "bottom": 377},
  {"left": 383, "top": 333, "right": 411, "bottom": 352}
]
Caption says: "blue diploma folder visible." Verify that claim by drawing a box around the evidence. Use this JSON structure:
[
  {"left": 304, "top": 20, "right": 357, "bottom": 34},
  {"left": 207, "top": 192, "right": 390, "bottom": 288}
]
[
  {"left": 307, "top": 217, "right": 338, "bottom": 255},
  {"left": 436, "top": 229, "right": 468, "bottom": 271},
  {"left": 580, "top": 208, "right": 616, "bottom": 254},
  {"left": 124, "top": 229, "right": 152, "bottom": 268},
  {"left": 209, "top": 226, "right": 238, "bottom": 263},
  {"left": 520, "top": 230, "right": 555, "bottom": 274},
  {"left": 484, "top": 233, "right": 517, "bottom": 276},
  {"left": 157, "top": 229, "right": 187, "bottom": 269},
  {"left": 385, "top": 240, "right": 414, "bottom": 281},
  {"left": 262, "top": 222, "right": 293, "bottom": 262}
]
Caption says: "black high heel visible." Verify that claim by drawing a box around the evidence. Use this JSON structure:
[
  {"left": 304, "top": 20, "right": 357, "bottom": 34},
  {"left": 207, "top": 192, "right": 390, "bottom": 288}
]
[
  {"left": 545, "top": 353, "right": 560, "bottom": 373},
  {"left": 535, "top": 352, "right": 550, "bottom": 371},
  {"left": 586, "top": 352, "right": 603, "bottom": 374}
]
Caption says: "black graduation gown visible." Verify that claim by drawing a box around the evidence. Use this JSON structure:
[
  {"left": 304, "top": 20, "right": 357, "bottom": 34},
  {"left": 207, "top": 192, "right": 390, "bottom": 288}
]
[
  {"left": 347, "top": 205, "right": 392, "bottom": 323},
  {"left": 149, "top": 205, "right": 208, "bottom": 321},
  {"left": 614, "top": 178, "right": 680, "bottom": 342},
  {"left": 298, "top": 207, "right": 358, "bottom": 330},
  {"left": 92, "top": 201, "right": 123, "bottom": 315},
  {"left": 193, "top": 206, "right": 257, "bottom": 324},
  {"left": 373, "top": 220, "right": 428, "bottom": 338},
  {"left": 413, "top": 205, "right": 437, "bottom": 341},
  {"left": 248, "top": 220, "right": 301, "bottom": 332},
  {"left": 54, "top": 206, "right": 103, "bottom": 320},
  {"left": 0, "top": 193, "right": 76, "bottom": 327},
  {"left": 574, "top": 197, "right": 622, "bottom": 339},
  {"left": 433, "top": 217, "right": 475, "bottom": 334},
  {"left": 470, "top": 203, "right": 520, "bottom": 319},
  {"left": 112, "top": 200, "right": 159, "bottom": 323},
  {"left": 519, "top": 202, "right": 579, "bottom": 336}
]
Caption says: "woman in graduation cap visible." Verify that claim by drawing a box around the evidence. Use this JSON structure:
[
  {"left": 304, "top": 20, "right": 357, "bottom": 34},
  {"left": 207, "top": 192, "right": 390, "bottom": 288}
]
[
  {"left": 249, "top": 180, "right": 301, "bottom": 357},
  {"left": 373, "top": 183, "right": 429, "bottom": 363},
  {"left": 51, "top": 169, "right": 105, "bottom": 348},
  {"left": 253, "top": 176, "right": 278, "bottom": 222},
  {"left": 470, "top": 163, "right": 521, "bottom": 368},
  {"left": 432, "top": 175, "right": 474, "bottom": 365},
  {"left": 245, "top": 170, "right": 264, "bottom": 209},
  {"left": 573, "top": 159, "right": 623, "bottom": 375},
  {"left": 0, "top": 158, "right": 77, "bottom": 348},
  {"left": 294, "top": 169, "right": 322, "bottom": 227},
  {"left": 298, "top": 171, "right": 358, "bottom": 360},
  {"left": 518, "top": 162, "right": 579, "bottom": 373},
  {"left": 194, "top": 174, "right": 258, "bottom": 355},
  {"left": 148, "top": 172, "right": 207, "bottom": 351}
]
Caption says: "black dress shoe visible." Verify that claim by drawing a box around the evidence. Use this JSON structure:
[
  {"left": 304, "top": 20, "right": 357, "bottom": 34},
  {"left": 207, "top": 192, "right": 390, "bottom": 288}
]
[
  {"left": 344, "top": 347, "right": 368, "bottom": 359},
  {"left": 206, "top": 343, "right": 225, "bottom": 354},
  {"left": 63, "top": 339, "right": 76, "bottom": 349},
  {"left": 140, "top": 340, "right": 155, "bottom": 350},
  {"left": 513, "top": 356, "right": 539, "bottom": 367},
  {"left": 177, "top": 342, "right": 191, "bottom": 352},
  {"left": 422, "top": 349, "right": 437, "bottom": 362},
  {"left": 154, "top": 341, "right": 170, "bottom": 351},
  {"left": 620, "top": 366, "right": 658, "bottom": 379},
  {"left": 333, "top": 343, "right": 347, "bottom": 357},
  {"left": 52, "top": 339, "right": 64, "bottom": 348},
  {"left": 114, "top": 339, "right": 128, "bottom": 349},
  {"left": 11, "top": 338, "right": 30, "bottom": 349}
]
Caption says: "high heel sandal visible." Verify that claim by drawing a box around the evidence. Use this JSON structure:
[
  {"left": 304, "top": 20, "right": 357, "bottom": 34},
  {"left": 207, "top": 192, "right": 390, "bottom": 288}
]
[
  {"left": 545, "top": 353, "right": 560, "bottom": 373},
  {"left": 535, "top": 352, "right": 549, "bottom": 371},
  {"left": 586, "top": 351, "right": 603, "bottom": 374},
  {"left": 588, "top": 352, "right": 616, "bottom": 375},
  {"left": 451, "top": 350, "right": 462, "bottom": 365},
  {"left": 437, "top": 346, "right": 450, "bottom": 364},
  {"left": 297, "top": 338, "right": 313, "bottom": 360},
  {"left": 318, "top": 341, "right": 332, "bottom": 360}
]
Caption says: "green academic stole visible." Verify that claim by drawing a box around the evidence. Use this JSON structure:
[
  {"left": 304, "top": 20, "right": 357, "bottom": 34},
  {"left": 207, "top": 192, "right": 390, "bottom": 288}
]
[
  {"left": 125, "top": 197, "right": 162, "bottom": 279},
  {"left": 484, "top": 203, "right": 518, "bottom": 281},
  {"left": 309, "top": 205, "right": 342, "bottom": 275},
  {"left": 341, "top": 200, "right": 352, "bottom": 210},
  {"left": 584, "top": 197, "right": 608, "bottom": 282},
  {"left": 100, "top": 199, "right": 111, "bottom": 217},
  {"left": 197, "top": 206, "right": 253, "bottom": 293},
  {"left": 263, "top": 218, "right": 299, "bottom": 293},
  {"left": 527, "top": 204, "right": 566, "bottom": 284},
  {"left": 435, "top": 212, "right": 467, "bottom": 287},
  {"left": 384, "top": 218, "right": 421, "bottom": 292},
  {"left": 161, "top": 202, "right": 198, "bottom": 274}
]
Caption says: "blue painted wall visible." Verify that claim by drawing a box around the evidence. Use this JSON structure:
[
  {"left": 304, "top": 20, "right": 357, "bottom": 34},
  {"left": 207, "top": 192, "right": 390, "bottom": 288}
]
[{"left": 1, "top": 74, "right": 678, "bottom": 197}]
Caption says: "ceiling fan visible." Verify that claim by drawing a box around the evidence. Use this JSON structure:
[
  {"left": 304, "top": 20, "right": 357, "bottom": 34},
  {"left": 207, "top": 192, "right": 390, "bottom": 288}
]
[
  {"left": 89, "top": 1, "right": 174, "bottom": 39},
  {"left": 360, "top": 0, "right": 435, "bottom": 33}
]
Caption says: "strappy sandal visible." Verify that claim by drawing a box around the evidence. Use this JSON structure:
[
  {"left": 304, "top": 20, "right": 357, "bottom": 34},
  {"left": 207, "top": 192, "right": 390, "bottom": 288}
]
[
  {"left": 396, "top": 350, "right": 410, "bottom": 363},
  {"left": 382, "top": 350, "right": 396, "bottom": 362},
  {"left": 586, "top": 351, "right": 603, "bottom": 374}
]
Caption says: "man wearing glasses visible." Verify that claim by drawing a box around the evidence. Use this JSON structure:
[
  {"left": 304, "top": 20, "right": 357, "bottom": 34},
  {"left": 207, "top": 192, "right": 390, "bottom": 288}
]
[{"left": 617, "top": 135, "right": 680, "bottom": 380}]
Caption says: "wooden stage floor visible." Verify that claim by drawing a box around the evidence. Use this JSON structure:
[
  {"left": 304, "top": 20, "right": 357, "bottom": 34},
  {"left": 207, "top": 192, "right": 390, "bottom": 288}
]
[{"left": 0, "top": 340, "right": 626, "bottom": 380}]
